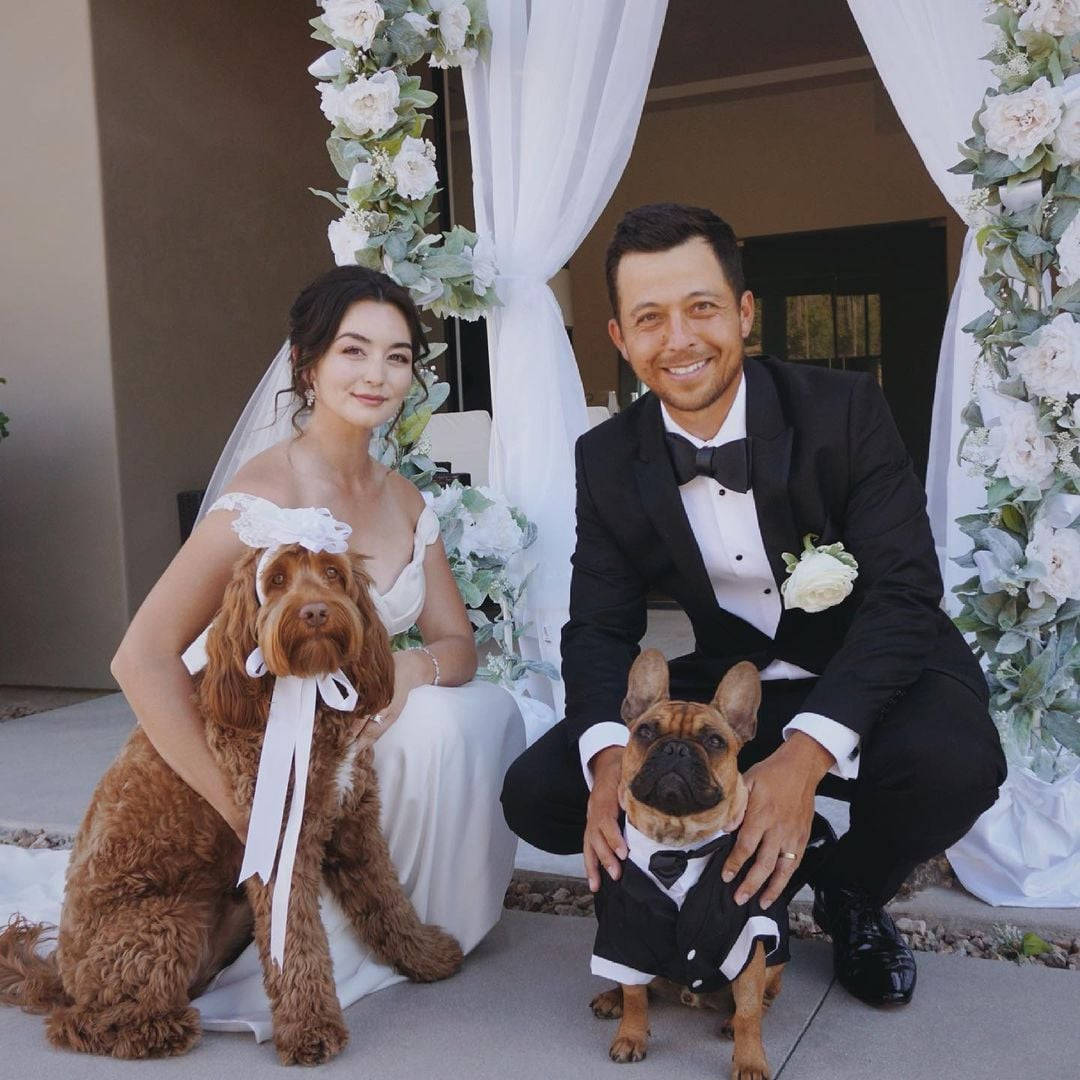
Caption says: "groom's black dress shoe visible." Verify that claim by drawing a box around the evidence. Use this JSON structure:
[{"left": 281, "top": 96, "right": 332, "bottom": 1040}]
[{"left": 812, "top": 883, "right": 917, "bottom": 1006}]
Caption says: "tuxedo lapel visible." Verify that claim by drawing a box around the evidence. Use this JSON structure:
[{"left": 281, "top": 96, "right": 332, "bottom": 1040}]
[
  {"left": 744, "top": 358, "right": 800, "bottom": 589},
  {"left": 632, "top": 395, "right": 715, "bottom": 603}
]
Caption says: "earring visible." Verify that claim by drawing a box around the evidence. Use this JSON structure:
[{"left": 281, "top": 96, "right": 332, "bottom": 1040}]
[{"left": 304, "top": 388, "right": 316, "bottom": 407}]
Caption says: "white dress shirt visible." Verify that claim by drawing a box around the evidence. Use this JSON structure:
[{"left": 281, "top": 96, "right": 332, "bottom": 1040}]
[{"left": 578, "top": 373, "right": 861, "bottom": 784}]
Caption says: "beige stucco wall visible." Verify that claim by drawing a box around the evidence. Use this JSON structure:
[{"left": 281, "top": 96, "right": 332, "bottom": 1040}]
[
  {"left": 90, "top": 0, "right": 334, "bottom": 616},
  {"left": 0, "top": 2, "right": 128, "bottom": 688},
  {"left": 568, "top": 76, "right": 963, "bottom": 404}
]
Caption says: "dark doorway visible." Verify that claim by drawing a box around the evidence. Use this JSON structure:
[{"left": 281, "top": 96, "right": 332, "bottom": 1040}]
[{"left": 740, "top": 220, "right": 948, "bottom": 481}]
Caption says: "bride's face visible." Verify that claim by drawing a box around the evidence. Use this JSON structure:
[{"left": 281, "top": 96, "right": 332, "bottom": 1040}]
[{"left": 309, "top": 299, "right": 416, "bottom": 430}]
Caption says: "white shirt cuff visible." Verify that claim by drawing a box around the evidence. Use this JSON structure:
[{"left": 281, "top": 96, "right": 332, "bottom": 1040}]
[
  {"left": 578, "top": 722, "right": 630, "bottom": 790},
  {"left": 783, "top": 712, "right": 861, "bottom": 780}
]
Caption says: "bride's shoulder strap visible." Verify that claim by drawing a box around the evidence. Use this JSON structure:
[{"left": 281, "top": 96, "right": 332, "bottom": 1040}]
[
  {"left": 202, "top": 492, "right": 284, "bottom": 549},
  {"left": 204, "top": 491, "right": 281, "bottom": 516},
  {"left": 415, "top": 504, "right": 440, "bottom": 550}
]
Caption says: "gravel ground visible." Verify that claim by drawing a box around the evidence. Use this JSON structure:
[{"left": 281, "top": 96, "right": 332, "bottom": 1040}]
[
  {"left": 502, "top": 875, "right": 1080, "bottom": 972},
  {"left": 5, "top": 828, "right": 1074, "bottom": 973}
]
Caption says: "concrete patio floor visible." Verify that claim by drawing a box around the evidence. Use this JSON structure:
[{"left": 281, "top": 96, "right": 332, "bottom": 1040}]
[
  {"left": 1, "top": 694, "right": 1079, "bottom": 1078},
  {"left": 0, "top": 907, "right": 1077, "bottom": 1079}
]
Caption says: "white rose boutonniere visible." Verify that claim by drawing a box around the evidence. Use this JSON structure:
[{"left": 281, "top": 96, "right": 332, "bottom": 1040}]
[{"left": 780, "top": 534, "right": 859, "bottom": 614}]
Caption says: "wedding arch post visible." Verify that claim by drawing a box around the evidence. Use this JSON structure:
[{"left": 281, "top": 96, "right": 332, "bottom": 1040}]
[
  {"left": 461, "top": 0, "right": 668, "bottom": 712},
  {"left": 845, "top": 1, "right": 997, "bottom": 604}
]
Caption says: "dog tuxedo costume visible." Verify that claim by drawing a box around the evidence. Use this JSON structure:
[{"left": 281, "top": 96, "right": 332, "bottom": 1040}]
[{"left": 591, "top": 822, "right": 789, "bottom": 993}]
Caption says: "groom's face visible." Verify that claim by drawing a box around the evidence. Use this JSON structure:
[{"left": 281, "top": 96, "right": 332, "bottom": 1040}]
[{"left": 608, "top": 237, "right": 754, "bottom": 417}]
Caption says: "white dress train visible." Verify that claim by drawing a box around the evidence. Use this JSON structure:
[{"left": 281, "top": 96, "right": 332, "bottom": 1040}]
[{"left": 0, "top": 493, "right": 526, "bottom": 1042}]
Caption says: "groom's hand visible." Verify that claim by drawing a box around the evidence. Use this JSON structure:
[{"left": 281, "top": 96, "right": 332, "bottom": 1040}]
[
  {"left": 721, "top": 733, "right": 833, "bottom": 908},
  {"left": 584, "top": 746, "right": 628, "bottom": 893}
]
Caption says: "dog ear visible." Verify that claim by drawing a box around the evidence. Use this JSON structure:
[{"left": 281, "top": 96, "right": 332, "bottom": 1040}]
[
  {"left": 711, "top": 661, "right": 761, "bottom": 745},
  {"left": 621, "top": 649, "right": 670, "bottom": 723},
  {"left": 199, "top": 548, "right": 270, "bottom": 730},
  {"left": 345, "top": 552, "right": 395, "bottom": 718}
]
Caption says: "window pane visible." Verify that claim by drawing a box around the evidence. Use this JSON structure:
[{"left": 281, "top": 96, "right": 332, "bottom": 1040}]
[
  {"left": 786, "top": 295, "right": 834, "bottom": 361},
  {"left": 745, "top": 300, "right": 764, "bottom": 355},
  {"left": 835, "top": 295, "right": 865, "bottom": 359},
  {"left": 867, "top": 293, "right": 881, "bottom": 355}
]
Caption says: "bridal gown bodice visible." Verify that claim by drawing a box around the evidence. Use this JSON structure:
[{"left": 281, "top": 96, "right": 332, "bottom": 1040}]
[{"left": 182, "top": 492, "right": 442, "bottom": 674}]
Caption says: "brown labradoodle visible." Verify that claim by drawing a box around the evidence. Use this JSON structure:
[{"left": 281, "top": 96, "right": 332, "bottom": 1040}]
[{"left": 0, "top": 543, "right": 463, "bottom": 1064}]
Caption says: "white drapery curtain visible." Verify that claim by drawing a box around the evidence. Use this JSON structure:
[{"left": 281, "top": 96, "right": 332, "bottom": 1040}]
[
  {"left": 846, "top": 0, "right": 995, "bottom": 610},
  {"left": 462, "top": 0, "right": 668, "bottom": 712}
]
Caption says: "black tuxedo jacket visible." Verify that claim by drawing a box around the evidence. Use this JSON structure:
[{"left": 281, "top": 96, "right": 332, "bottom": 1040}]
[{"left": 561, "top": 355, "right": 986, "bottom": 746}]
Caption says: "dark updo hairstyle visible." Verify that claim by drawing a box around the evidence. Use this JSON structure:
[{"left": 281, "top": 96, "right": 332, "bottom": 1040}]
[
  {"left": 605, "top": 203, "right": 746, "bottom": 319},
  {"left": 282, "top": 265, "right": 431, "bottom": 432}
]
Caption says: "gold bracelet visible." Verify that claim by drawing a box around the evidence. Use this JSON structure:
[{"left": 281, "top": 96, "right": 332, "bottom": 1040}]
[{"left": 418, "top": 645, "right": 440, "bottom": 686}]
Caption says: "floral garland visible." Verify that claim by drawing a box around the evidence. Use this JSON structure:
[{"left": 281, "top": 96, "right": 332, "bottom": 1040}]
[
  {"left": 370, "top": 370, "right": 558, "bottom": 687},
  {"left": 308, "top": 0, "right": 496, "bottom": 320},
  {"left": 951, "top": 0, "right": 1080, "bottom": 779},
  {"left": 308, "top": 1, "right": 556, "bottom": 693}
]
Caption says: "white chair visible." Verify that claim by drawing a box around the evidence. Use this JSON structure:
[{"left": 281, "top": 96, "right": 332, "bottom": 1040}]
[
  {"left": 425, "top": 410, "right": 493, "bottom": 487},
  {"left": 586, "top": 405, "right": 612, "bottom": 429}
]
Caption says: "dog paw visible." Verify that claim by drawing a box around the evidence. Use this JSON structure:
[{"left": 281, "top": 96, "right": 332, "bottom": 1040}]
[
  {"left": 731, "top": 1051, "right": 771, "bottom": 1080},
  {"left": 274, "top": 1016, "right": 349, "bottom": 1066},
  {"left": 393, "top": 923, "right": 464, "bottom": 983},
  {"left": 48, "top": 1005, "right": 201, "bottom": 1059},
  {"left": 590, "top": 987, "right": 623, "bottom": 1019},
  {"left": 609, "top": 1034, "right": 647, "bottom": 1063}
]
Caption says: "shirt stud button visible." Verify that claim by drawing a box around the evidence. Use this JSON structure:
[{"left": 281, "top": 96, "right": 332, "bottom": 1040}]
[
  {"left": 735, "top": 554, "right": 743, "bottom": 561},
  {"left": 692, "top": 979, "right": 703, "bottom": 989},
  {"left": 718, "top": 489, "right": 726, "bottom": 496},
  {"left": 687, "top": 949, "right": 696, "bottom": 960},
  {"left": 764, "top": 588, "right": 772, "bottom": 595}
]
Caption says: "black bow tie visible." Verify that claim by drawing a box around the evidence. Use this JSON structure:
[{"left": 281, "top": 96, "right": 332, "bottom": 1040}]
[
  {"left": 664, "top": 432, "right": 751, "bottom": 492},
  {"left": 648, "top": 835, "right": 729, "bottom": 889}
]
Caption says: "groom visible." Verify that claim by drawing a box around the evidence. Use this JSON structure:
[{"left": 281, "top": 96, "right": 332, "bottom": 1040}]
[{"left": 502, "top": 203, "right": 1006, "bottom": 1006}]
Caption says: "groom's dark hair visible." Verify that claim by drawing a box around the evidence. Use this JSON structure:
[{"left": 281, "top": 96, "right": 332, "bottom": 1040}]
[{"left": 605, "top": 203, "right": 745, "bottom": 319}]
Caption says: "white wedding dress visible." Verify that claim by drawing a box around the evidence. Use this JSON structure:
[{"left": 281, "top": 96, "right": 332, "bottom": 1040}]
[{"left": 0, "top": 492, "right": 526, "bottom": 1043}]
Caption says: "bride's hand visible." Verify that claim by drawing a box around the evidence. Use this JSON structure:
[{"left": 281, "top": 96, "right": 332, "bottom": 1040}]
[{"left": 352, "top": 649, "right": 431, "bottom": 749}]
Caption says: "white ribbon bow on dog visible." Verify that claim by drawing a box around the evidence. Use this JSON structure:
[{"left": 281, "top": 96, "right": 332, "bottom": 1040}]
[{"left": 240, "top": 645, "right": 358, "bottom": 969}]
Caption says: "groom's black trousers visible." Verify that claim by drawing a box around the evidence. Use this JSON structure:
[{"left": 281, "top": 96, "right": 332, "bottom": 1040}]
[{"left": 501, "top": 660, "right": 1006, "bottom": 904}]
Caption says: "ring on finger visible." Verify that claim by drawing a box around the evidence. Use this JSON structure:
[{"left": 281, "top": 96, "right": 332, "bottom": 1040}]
[{"left": 778, "top": 851, "right": 799, "bottom": 861}]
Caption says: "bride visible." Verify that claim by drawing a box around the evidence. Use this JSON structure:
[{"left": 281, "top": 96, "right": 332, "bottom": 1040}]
[{"left": 12, "top": 265, "right": 525, "bottom": 1041}]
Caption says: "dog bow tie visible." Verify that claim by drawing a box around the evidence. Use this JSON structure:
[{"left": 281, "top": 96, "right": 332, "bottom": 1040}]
[
  {"left": 648, "top": 834, "right": 730, "bottom": 889},
  {"left": 239, "top": 646, "right": 358, "bottom": 969},
  {"left": 664, "top": 432, "right": 751, "bottom": 493}
]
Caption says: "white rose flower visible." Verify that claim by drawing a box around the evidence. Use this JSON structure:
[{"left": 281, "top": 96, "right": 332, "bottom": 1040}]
[
  {"left": 429, "top": 46, "right": 478, "bottom": 70},
  {"left": 392, "top": 136, "right": 438, "bottom": 200},
  {"left": 328, "top": 211, "right": 370, "bottom": 266},
  {"left": 468, "top": 235, "right": 497, "bottom": 295},
  {"left": 1054, "top": 102, "right": 1080, "bottom": 163},
  {"left": 435, "top": 2, "right": 471, "bottom": 54},
  {"left": 1018, "top": 0, "right": 1080, "bottom": 36},
  {"left": 994, "top": 399, "right": 1058, "bottom": 488},
  {"left": 423, "top": 483, "right": 464, "bottom": 519},
  {"left": 1013, "top": 313, "right": 1080, "bottom": 398},
  {"left": 321, "top": 0, "right": 384, "bottom": 51},
  {"left": 1025, "top": 519, "right": 1080, "bottom": 607},
  {"left": 1056, "top": 212, "right": 1080, "bottom": 286},
  {"left": 980, "top": 77, "right": 1062, "bottom": 161},
  {"left": 465, "top": 494, "right": 524, "bottom": 561},
  {"left": 331, "top": 69, "right": 400, "bottom": 137},
  {"left": 781, "top": 549, "right": 858, "bottom": 614}
]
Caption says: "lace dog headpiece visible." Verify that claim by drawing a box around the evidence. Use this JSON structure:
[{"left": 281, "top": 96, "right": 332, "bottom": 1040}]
[{"left": 228, "top": 501, "right": 353, "bottom": 604}]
